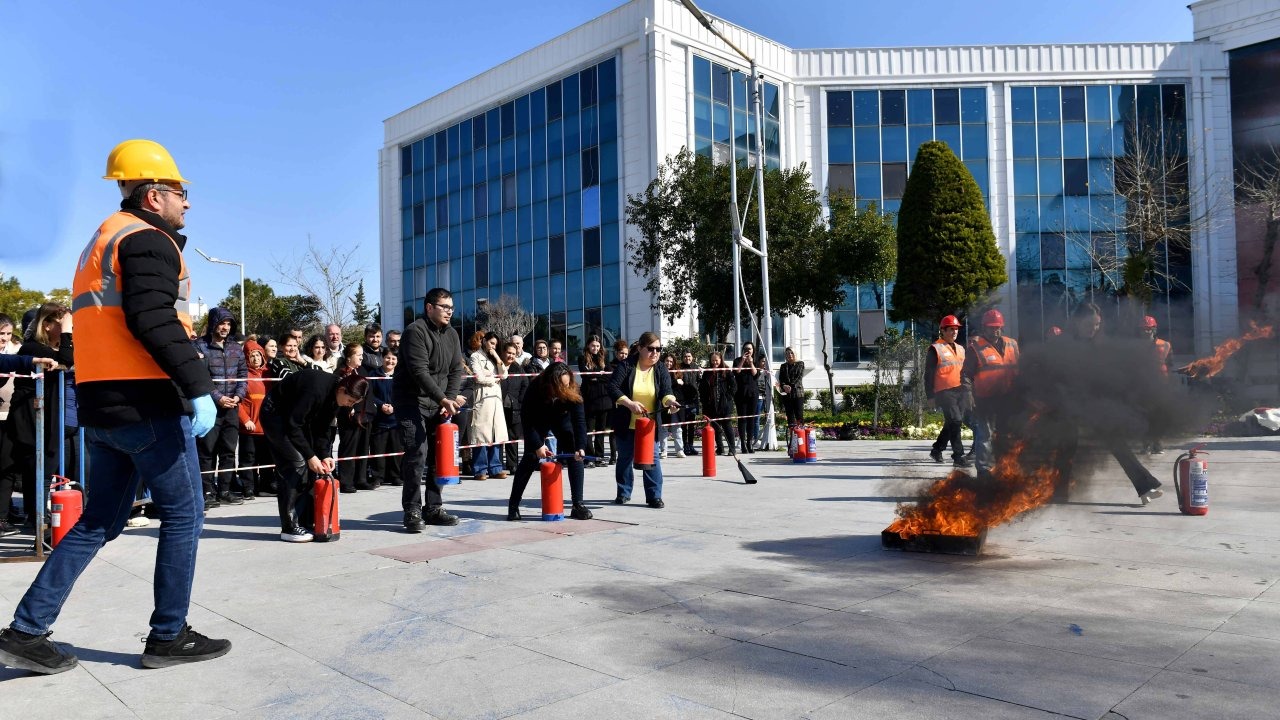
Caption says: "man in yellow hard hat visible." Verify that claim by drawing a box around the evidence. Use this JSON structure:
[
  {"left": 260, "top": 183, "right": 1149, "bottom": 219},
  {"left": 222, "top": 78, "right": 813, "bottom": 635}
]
[{"left": 0, "top": 139, "right": 230, "bottom": 675}]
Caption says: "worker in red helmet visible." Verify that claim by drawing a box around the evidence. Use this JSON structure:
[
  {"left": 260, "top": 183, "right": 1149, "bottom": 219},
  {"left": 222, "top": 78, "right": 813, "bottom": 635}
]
[
  {"left": 925, "top": 315, "right": 972, "bottom": 468},
  {"left": 963, "top": 308, "right": 1019, "bottom": 478},
  {"left": 1141, "top": 315, "right": 1171, "bottom": 454}
]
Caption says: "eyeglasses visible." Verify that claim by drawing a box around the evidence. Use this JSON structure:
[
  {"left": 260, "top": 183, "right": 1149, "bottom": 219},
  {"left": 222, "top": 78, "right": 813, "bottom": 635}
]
[
  {"left": 645, "top": 345, "right": 663, "bottom": 353},
  {"left": 431, "top": 303, "right": 455, "bottom": 312},
  {"left": 155, "top": 187, "right": 188, "bottom": 201}
]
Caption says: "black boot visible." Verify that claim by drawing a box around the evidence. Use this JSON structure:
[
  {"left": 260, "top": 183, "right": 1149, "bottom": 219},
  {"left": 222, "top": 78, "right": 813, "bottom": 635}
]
[{"left": 570, "top": 502, "right": 593, "bottom": 520}]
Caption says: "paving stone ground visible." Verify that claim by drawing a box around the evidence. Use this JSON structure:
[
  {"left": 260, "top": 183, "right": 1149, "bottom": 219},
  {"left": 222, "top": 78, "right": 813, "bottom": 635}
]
[{"left": 1, "top": 436, "right": 1278, "bottom": 719}]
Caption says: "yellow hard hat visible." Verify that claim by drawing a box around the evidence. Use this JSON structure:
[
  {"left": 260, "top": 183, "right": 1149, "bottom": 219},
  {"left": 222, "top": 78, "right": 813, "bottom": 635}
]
[{"left": 102, "top": 139, "right": 190, "bottom": 184}]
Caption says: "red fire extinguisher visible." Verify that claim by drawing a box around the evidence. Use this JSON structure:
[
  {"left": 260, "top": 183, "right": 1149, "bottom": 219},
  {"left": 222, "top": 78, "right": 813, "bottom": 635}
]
[
  {"left": 313, "top": 473, "right": 341, "bottom": 542},
  {"left": 633, "top": 414, "right": 656, "bottom": 469},
  {"left": 1173, "top": 445, "right": 1209, "bottom": 516},
  {"left": 435, "top": 416, "right": 461, "bottom": 485},
  {"left": 539, "top": 459, "right": 564, "bottom": 521},
  {"left": 804, "top": 425, "right": 819, "bottom": 463},
  {"left": 49, "top": 475, "right": 83, "bottom": 549},
  {"left": 701, "top": 423, "right": 716, "bottom": 477},
  {"left": 791, "top": 426, "right": 807, "bottom": 464}
]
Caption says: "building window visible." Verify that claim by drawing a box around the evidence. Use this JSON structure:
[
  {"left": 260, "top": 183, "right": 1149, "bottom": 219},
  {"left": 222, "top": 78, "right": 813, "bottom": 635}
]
[
  {"left": 691, "top": 54, "right": 781, "bottom": 168},
  {"left": 549, "top": 234, "right": 565, "bottom": 274},
  {"left": 1063, "top": 158, "right": 1088, "bottom": 196},
  {"left": 502, "top": 174, "right": 516, "bottom": 211}
]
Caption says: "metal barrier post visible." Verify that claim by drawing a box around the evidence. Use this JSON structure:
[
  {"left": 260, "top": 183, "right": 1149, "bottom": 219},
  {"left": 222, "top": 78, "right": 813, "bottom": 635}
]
[
  {"left": 78, "top": 427, "right": 86, "bottom": 493},
  {"left": 57, "top": 370, "right": 65, "bottom": 478}
]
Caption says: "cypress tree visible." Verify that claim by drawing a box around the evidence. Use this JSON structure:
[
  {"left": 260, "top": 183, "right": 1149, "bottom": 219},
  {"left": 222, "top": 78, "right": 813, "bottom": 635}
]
[{"left": 889, "top": 141, "right": 1006, "bottom": 324}]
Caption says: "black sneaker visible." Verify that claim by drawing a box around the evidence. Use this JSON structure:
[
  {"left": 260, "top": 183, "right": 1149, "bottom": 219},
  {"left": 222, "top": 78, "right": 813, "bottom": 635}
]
[
  {"left": 929, "top": 449, "right": 944, "bottom": 463},
  {"left": 218, "top": 492, "right": 245, "bottom": 506},
  {"left": 404, "top": 511, "right": 425, "bottom": 533},
  {"left": 953, "top": 456, "right": 974, "bottom": 469},
  {"left": 425, "top": 509, "right": 459, "bottom": 526},
  {"left": 0, "top": 522, "right": 18, "bottom": 537},
  {"left": 614, "top": 494, "right": 630, "bottom": 505},
  {"left": 203, "top": 492, "right": 221, "bottom": 510},
  {"left": 0, "top": 627, "right": 78, "bottom": 674},
  {"left": 647, "top": 498, "right": 666, "bottom": 509},
  {"left": 141, "top": 625, "right": 231, "bottom": 669},
  {"left": 570, "top": 503, "right": 593, "bottom": 520}
]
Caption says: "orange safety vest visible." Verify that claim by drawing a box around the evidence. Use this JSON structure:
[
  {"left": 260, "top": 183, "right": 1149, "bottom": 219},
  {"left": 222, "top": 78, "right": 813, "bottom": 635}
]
[
  {"left": 1152, "top": 338, "right": 1171, "bottom": 375},
  {"left": 970, "top": 335, "right": 1020, "bottom": 398},
  {"left": 931, "top": 341, "right": 964, "bottom": 394},
  {"left": 71, "top": 211, "right": 194, "bottom": 383}
]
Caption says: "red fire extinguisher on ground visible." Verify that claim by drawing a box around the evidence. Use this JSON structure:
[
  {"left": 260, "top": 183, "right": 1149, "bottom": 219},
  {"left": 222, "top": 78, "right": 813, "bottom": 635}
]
[
  {"left": 49, "top": 476, "right": 83, "bottom": 548},
  {"left": 1173, "top": 445, "right": 1209, "bottom": 516},
  {"left": 790, "top": 426, "right": 808, "bottom": 464},
  {"left": 313, "top": 473, "right": 341, "bottom": 542},
  {"left": 435, "top": 416, "right": 461, "bottom": 485},
  {"left": 701, "top": 423, "right": 716, "bottom": 477}
]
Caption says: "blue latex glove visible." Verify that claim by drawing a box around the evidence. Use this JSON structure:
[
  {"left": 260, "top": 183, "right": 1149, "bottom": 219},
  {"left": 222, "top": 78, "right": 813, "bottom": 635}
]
[{"left": 190, "top": 394, "right": 216, "bottom": 438}]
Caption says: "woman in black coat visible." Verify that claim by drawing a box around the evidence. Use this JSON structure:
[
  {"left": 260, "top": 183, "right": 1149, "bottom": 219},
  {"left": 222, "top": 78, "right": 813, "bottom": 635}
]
[
  {"left": 261, "top": 369, "right": 367, "bottom": 542},
  {"left": 698, "top": 351, "right": 738, "bottom": 455},
  {"left": 608, "top": 332, "right": 680, "bottom": 508},
  {"left": 777, "top": 346, "right": 806, "bottom": 427},
  {"left": 507, "top": 363, "right": 593, "bottom": 521},
  {"left": 577, "top": 335, "right": 612, "bottom": 467},
  {"left": 733, "top": 342, "right": 761, "bottom": 454}
]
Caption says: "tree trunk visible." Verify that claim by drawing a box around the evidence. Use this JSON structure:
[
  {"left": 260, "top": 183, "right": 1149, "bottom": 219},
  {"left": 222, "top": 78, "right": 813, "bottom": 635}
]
[
  {"left": 1253, "top": 215, "right": 1280, "bottom": 313},
  {"left": 820, "top": 311, "right": 835, "bottom": 419},
  {"left": 872, "top": 338, "right": 883, "bottom": 430}
]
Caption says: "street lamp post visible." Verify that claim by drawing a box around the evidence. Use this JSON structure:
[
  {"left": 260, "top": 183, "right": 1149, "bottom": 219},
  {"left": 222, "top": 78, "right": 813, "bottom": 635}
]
[
  {"left": 195, "top": 248, "right": 245, "bottom": 334},
  {"left": 680, "top": 0, "right": 776, "bottom": 449}
]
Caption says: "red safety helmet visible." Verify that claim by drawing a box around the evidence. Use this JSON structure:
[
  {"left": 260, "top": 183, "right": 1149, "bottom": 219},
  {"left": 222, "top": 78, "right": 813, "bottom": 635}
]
[
  {"left": 940, "top": 315, "right": 962, "bottom": 329},
  {"left": 981, "top": 309, "right": 1005, "bottom": 327},
  {"left": 1141, "top": 315, "right": 1158, "bottom": 330}
]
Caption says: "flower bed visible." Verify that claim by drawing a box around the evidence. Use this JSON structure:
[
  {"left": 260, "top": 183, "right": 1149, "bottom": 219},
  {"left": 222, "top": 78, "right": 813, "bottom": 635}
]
[{"left": 803, "top": 420, "right": 973, "bottom": 441}]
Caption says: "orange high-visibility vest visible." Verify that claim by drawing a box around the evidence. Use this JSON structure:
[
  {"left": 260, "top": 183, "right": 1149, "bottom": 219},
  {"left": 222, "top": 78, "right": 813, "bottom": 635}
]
[
  {"left": 71, "top": 212, "right": 194, "bottom": 383},
  {"left": 1153, "top": 338, "right": 1171, "bottom": 375},
  {"left": 970, "top": 335, "right": 1020, "bottom": 398},
  {"left": 931, "top": 341, "right": 964, "bottom": 394}
]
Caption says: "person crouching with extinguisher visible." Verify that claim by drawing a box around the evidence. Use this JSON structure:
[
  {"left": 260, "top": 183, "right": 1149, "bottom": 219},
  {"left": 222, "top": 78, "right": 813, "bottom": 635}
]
[
  {"left": 506, "top": 362, "right": 594, "bottom": 521},
  {"left": 261, "top": 369, "right": 367, "bottom": 542}
]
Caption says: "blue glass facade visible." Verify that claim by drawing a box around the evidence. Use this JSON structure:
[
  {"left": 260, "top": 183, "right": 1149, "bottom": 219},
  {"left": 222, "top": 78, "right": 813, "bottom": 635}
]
[
  {"left": 1012, "top": 83, "right": 1191, "bottom": 348},
  {"left": 824, "top": 87, "right": 990, "bottom": 361},
  {"left": 399, "top": 57, "right": 621, "bottom": 356},
  {"left": 691, "top": 55, "right": 780, "bottom": 169}
]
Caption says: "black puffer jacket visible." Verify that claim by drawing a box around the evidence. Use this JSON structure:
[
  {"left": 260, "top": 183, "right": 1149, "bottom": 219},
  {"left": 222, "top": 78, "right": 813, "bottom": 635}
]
[{"left": 75, "top": 203, "right": 216, "bottom": 427}]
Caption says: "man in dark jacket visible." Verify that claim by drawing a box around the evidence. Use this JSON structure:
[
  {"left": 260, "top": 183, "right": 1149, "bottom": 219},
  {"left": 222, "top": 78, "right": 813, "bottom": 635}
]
[
  {"left": 0, "top": 140, "right": 228, "bottom": 675},
  {"left": 360, "top": 323, "right": 384, "bottom": 375},
  {"left": 393, "top": 288, "right": 465, "bottom": 531},
  {"left": 195, "top": 306, "right": 247, "bottom": 506}
]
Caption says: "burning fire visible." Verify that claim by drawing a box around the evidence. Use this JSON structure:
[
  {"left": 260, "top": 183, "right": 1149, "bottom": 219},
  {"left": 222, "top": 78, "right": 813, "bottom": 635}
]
[
  {"left": 885, "top": 434, "right": 1061, "bottom": 540},
  {"left": 1180, "top": 322, "right": 1275, "bottom": 379}
]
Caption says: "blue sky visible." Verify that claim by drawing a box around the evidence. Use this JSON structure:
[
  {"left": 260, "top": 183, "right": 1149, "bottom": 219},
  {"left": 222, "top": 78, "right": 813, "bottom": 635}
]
[{"left": 0, "top": 0, "right": 1192, "bottom": 312}]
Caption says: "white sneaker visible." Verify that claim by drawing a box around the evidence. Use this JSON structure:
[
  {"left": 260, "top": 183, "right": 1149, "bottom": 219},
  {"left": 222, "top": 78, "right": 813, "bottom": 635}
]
[
  {"left": 1140, "top": 488, "right": 1164, "bottom": 506},
  {"left": 675, "top": 451, "right": 686, "bottom": 458},
  {"left": 126, "top": 515, "right": 150, "bottom": 528},
  {"left": 280, "top": 527, "right": 313, "bottom": 543}
]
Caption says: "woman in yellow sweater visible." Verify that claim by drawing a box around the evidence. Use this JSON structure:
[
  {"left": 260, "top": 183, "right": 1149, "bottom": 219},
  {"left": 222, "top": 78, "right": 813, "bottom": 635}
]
[{"left": 607, "top": 331, "right": 680, "bottom": 508}]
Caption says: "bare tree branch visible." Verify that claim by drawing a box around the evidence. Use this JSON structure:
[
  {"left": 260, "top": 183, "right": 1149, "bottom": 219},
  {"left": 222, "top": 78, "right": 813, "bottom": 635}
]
[
  {"left": 475, "top": 294, "right": 535, "bottom": 341},
  {"left": 271, "top": 236, "right": 366, "bottom": 328},
  {"left": 1237, "top": 145, "right": 1280, "bottom": 313}
]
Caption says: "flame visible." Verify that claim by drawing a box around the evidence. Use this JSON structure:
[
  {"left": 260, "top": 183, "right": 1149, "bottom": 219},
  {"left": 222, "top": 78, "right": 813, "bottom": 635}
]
[
  {"left": 1180, "top": 322, "right": 1275, "bottom": 380},
  {"left": 886, "top": 426, "right": 1061, "bottom": 540}
]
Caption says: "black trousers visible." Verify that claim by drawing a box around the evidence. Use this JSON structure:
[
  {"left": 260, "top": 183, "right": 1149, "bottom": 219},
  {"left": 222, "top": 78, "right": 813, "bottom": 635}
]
[
  {"left": 681, "top": 407, "right": 700, "bottom": 451},
  {"left": 263, "top": 420, "right": 313, "bottom": 533},
  {"left": 198, "top": 408, "right": 239, "bottom": 496},
  {"left": 710, "top": 417, "right": 736, "bottom": 454},
  {"left": 735, "top": 399, "right": 757, "bottom": 451},
  {"left": 398, "top": 410, "right": 446, "bottom": 515},
  {"left": 369, "top": 425, "right": 402, "bottom": 486},
  {"left": 931, "top": 387, "right": 967, "bottom": 460},
  {"left": 585, "top": 408, "right": 609, "bottom": 460},
  {"left": 782, "top": 393, "right": 804, "bottom": 426},
  {"left": 237, "top": 433, "right": 259, "bottom": 495},
  {"left": 337, "top": 419, "right": 370, "bottom": 490},
  {"left": 508, "top": 446, "right": 585, "bottom": 509}
]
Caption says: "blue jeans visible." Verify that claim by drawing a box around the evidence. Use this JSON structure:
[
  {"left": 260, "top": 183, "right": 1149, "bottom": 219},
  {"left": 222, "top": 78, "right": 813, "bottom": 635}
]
[
  {"left": 614, "top": 429, "right": 664, "bottom": 502},
  {"left": 11, "top": 415, "right": 203, "bottom": 641},
  {"left": 472, "top": 444, "right": 504, "bottom": 477}
]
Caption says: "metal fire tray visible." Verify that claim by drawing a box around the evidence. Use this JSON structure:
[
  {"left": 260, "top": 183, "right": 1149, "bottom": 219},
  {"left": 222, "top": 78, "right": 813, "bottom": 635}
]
[{"left": 881, "top": 528, "right": 988, "bottom": 556}]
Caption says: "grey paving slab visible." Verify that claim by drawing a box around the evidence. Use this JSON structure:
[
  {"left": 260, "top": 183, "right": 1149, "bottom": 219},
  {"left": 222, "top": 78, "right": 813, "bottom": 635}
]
[
  {"left": 803, "top": 669, "right": 1067, "bottom": 720},
  {"left": 518, "top": 612, "right": 738, "bottom": 678},
  {"left": 1107, "top": 669, "right": 1280, "bottom": 720},
  {"left": 401, "top": 645, "right": 618, "bottom": 720},
  {"left": 984, "top": 605, "right": 1212, "bottom": 666},
  {"left": 643, "top": 642, "right": 886, "bottom": 720},
  {"left": 638, "top": 589, "right": 831, "bottom": 641},
  {"left": 919, "top": 636, "right": 1161, "bottom": 719},
  {"left": 1167, "top": 630, "right": 1280, "bottom": 689},
  {"left": 506, "top": 678, "right": 743, "bottom": 720},
  {"left": 2, "top": 438, "right": 1279, "bottom": 719}
]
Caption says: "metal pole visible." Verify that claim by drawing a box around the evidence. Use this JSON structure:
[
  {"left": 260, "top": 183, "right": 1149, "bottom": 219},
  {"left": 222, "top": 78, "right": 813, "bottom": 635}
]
[
  {"left": 238, "top": 262, "right": 246, "bottom": 337},
  {"left": 727, "top": 70, "right": 743, "bottom": 353},
  {"left": 752, "top": 61, "right": 775, "bottom": 450},
  {"left": 34, "top": 373, "right": 46, "bottom": 558},
  {"left": 57, "top": 370, "right": 65, "bottom": 478}
]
